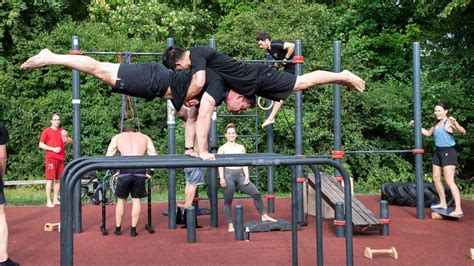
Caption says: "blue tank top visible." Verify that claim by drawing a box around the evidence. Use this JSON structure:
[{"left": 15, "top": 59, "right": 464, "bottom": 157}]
[{"left": 433, "top": 120, "right": 455, "bottom": 147}]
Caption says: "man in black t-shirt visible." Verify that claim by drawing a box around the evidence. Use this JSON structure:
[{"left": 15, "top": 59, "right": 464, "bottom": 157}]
[
  {"left": 0, "top": 122, "right": 19, "bottom": 266},
  {"left": 20, "top": 49, "right": 204, "bottom": 111},
  {"left": 256, "top": 32, "right": 295, "bottom": 127},
  {"left": 163, "top": 45, "right": 365, "bottom": 159},
  {"left": 256, "top": 32, "right": 295, "bottom": 74}
]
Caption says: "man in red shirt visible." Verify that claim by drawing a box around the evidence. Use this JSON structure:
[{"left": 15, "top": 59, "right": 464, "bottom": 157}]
[{"left": 39, "top": 113, "right": 72, "bottom": 208}]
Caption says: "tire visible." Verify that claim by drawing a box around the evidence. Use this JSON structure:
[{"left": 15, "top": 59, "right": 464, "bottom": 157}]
[{"left": 381, "top": 182, "right": 454, "bottom": 208}]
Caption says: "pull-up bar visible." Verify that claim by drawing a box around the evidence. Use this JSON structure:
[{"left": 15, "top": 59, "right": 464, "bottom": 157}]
[
  {"left": 60, "top": 154, "right": 354, "bottom": 266},
  {"left": 69, "top": 50, "right": 163, "bottom": 56}
]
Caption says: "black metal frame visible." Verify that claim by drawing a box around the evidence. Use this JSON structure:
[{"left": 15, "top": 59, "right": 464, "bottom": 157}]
[{"left": 60, "top": 154, "right": 354, "bottom": 266}]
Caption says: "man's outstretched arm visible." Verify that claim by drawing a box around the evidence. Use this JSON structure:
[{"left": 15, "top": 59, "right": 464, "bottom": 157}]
[{"left": 195, "top": 92, "right": 216, "bottom": 160}]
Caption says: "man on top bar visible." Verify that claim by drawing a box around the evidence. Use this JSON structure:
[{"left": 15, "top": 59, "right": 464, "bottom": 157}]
[{"left": 162, "top": 45, "right": 365, "bottom": 160}]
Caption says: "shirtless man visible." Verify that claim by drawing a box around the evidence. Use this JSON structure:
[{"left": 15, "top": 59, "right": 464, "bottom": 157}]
[{"left": 106, "top": 127, "right": 157, "bottom": 237}]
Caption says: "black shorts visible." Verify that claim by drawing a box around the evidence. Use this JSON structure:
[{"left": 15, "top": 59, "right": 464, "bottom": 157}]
[
  {"left": 257, "top": 67, "right": 297, "bottom": 101},
  {"left": 112, "top": 63, "right": 171, "bottom": 101},
  {"left": 115, "top": 172, "right": 147, "bottom": 199},
  {"left": 432, "top": 147, "right": 458, "bottom": 167},
  {"left": 0, "top": 177, "right": 5, "bottom": 205}
]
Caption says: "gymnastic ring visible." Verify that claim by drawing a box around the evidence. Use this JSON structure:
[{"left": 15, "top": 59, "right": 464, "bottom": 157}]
[{"left": 257, "top": 97, "right": 273, "bottom": 110}]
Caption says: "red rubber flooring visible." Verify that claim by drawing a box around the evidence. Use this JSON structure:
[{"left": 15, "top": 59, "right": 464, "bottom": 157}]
[{"left": 5, "top": 196, "right": 473, "bottom": 265}]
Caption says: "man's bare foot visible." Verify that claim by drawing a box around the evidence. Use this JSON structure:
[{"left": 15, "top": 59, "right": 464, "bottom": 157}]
[
  {"left": 20, "top": 48, "right": 54, "bottom": 71},
  {"left": 261, "top": 214, "right": 277, "bottom": 222},
  {"left": 262, "top": 118, "right": 275, "bottom": 128},
  {"left": 53, "top": 201, "right": 60, "bottom": 206},
  {"left": 340, "top": 70, "right": 365, "bottom": 93},
  {"left": 228, "top": 224, "right": 235, "bottom": 232}
]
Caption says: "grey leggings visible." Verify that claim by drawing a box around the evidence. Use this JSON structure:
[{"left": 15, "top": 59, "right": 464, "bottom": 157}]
[{"left": 223, "top": 168, "right": 265, "bottom": 224}]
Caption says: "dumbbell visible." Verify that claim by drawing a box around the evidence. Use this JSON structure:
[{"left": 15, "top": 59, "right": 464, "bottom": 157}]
[{"left": 364, "top": 247, "right": 398, "bottom": 259}]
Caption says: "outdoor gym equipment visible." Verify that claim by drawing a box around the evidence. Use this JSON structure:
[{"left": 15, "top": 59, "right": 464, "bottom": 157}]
[
  {"left": 364, "top": 247, "right": 398, "bottom": 259},
  {"left": 44, "top": 222, "right": 60, "bottom": 232}
]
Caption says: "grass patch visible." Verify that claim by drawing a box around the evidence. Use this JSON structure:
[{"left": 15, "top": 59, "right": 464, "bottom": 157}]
[{"left": 4, "top": 185, "right": 292, "bottom": 207}]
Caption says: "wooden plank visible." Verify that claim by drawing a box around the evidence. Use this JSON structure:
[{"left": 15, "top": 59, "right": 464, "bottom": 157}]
[
  {"left": 323, "top": 173, "right": 380, "bottom": 225},
  {"left": 4, "top": 180, "right": 47, "bottom": 186},
  {"left": 313, "top": 173, "right": 371, "bottom": 224},
  {"left": 307, "top": 173, "right": 381, "bottom": 232}
]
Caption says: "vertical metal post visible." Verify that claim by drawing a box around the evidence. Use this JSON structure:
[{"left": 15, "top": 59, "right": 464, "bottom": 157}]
[
  {"left": 380, "top": 200, "right": 389, "bottom": 236},
  {"left": 313, "top": 168, "right": 324, "bottom": 266},
  {"left": 234, "top": 205, "right": 244, "bottom": 241},
  {"left": 208, "top": 38, "right": 219, "bottom": 228},
  {"left": 413, "top": 42, "right": 425, "bottom": 219},
  {"left": 166, "top": 37, "right": 178, "bottom": 229},
  {"left": 71, "top": 36, "right": 82, "bottom": 234},
  {"left": 294, "top": 40, "right": 305, "bottom": 225},
  {"left": 186, "top": 207, "right": 197, "bottom": 243},
  {"left": 333, "top": 41, "right": 342, "bottom": 179},
  {"left": 335, "top": 202, "right": 345, "bottom": 238},
  {"left": 290, "top": 166, "right": 298, "bottom": 266},
  {"left": 266, "top": 100, "right": 275, "bottom": 213}
]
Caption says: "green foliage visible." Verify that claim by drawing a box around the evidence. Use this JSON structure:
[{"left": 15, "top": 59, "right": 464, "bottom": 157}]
[{"left": 0, "top": 2, "right": 472, "bottom": 196}]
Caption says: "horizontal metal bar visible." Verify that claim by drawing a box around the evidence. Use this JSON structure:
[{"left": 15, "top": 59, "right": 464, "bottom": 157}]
[
  {"left": 241, "top": 59, "right": 294, "bottom": 64},
  {"left": 65, "top": 155, "right": 339, "bottom": 171},
  {"left": 344, "top": 150, "right": 413, "bottom": 155},
  {"left": 82, "top": 51, "right": 163, "bottom": 56},
  {"left": 218, "top": 114, "right": 257, "bottom": 118},
  {"left": 217, "top": 134, "right": 257, "bottom": 139}
]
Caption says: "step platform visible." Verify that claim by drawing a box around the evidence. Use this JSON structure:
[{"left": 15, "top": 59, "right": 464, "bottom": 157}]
[{"left": 244, "top": 219, "right": 301, "bottom": 232}]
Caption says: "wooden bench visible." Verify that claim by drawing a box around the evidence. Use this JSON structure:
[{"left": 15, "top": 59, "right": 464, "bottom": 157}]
[{"left": 307, "top": 173, "right": 381, "bottom": 233}]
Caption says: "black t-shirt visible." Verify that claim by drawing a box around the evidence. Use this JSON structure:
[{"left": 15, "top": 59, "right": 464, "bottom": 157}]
[
  {"left": 195, "top": 68, "right": 228, "bottom": 107},
  {"left": 0, "top": 122, "right": 9, "bottom": 145},
  {"left": 190, "top": 46, "right": 264, "bottom": 97},
  {"left": 268, "top": 40, "right": 295, "bottom": 74}
]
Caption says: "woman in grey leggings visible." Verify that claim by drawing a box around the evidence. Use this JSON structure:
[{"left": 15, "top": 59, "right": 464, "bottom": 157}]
[{"left": 218, "top": 123, "right": 277, "bottom": 232}]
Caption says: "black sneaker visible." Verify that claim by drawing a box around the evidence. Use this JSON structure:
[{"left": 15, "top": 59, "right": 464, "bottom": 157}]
[
  {"left": 0, "top": 258, "right": 19, "bottom": 266},
  {"left": 114, "top": 226, "right": 122, "bottom": 236},
  {"left": 130, "top": 227, "right": 138, "bottom": 237}
]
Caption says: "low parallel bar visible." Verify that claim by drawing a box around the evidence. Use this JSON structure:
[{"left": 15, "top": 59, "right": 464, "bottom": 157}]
[{"left": 61, "top": 155, "right": 353, "bottom": 266}]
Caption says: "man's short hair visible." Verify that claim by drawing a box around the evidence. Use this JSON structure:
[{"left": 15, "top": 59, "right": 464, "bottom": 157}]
[
  {"left": 123, "top": 119, "right": 138, "bottom": 132},
  {"left": 244, "top": 96, "right": 256, "bottom": 108},
  {"left": 162, "top": 46, "right": 186, "bottom": 69},
  {"left": 256, "top": 32, "right": 271, "bottom": 42}
]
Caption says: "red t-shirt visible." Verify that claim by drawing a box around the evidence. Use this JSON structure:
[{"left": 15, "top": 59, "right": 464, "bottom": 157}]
[{"left": 40, "top": 127, "right": 65, "bottom": 160}]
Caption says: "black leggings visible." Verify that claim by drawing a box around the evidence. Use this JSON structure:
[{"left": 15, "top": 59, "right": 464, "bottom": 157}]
[{"left": 223, "top": 168, "right": 265, "bottom": 224}]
